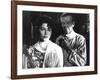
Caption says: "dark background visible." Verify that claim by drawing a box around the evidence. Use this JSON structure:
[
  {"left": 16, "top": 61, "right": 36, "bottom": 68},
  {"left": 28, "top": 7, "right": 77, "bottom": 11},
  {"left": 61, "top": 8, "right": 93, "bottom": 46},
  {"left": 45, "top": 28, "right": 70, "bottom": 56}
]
[{"left": 22, "top": 11, "right": 90, "bottom": 65}]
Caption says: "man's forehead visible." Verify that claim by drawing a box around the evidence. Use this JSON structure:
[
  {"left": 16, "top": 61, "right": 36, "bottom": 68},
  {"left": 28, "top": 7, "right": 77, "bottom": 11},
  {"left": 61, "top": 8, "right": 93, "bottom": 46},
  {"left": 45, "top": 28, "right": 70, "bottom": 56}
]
[
  {"left": 41, "top": 23, "right": 48, "bottom": 26},
  {"left": 61, "top": 16, "right": 72, "bottom": 22}
]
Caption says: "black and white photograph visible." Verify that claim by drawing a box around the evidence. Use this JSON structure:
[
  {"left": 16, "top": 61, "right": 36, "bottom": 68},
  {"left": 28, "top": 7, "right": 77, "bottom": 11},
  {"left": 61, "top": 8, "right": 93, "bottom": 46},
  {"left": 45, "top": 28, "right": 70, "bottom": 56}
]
[
  {"left": 11, "top": 1, "right": 97, "bottom": 79},
  {"left": 22, "top": 11, "right": 89, "bottom": 69}
]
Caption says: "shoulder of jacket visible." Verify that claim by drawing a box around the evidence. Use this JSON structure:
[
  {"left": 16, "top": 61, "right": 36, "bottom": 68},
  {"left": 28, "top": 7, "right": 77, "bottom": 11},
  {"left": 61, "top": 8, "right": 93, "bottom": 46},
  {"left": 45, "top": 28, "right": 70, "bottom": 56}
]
[
  {"left": 75, "top": 33, "right": 86, "bottom": 41},
  {"left": 57, "top": 35, "right": 64, "bottom": 39}
]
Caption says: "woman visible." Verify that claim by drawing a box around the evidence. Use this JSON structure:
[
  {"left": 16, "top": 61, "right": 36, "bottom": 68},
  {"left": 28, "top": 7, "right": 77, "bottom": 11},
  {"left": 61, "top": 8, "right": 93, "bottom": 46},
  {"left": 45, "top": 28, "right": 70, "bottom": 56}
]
[{"left": 26, "top": 16, "right": 63, "bottom": 68}]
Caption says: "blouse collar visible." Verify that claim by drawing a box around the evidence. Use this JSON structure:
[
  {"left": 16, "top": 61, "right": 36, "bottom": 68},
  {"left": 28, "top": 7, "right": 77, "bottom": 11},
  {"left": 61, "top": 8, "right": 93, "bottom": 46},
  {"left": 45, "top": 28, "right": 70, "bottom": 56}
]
[{"left": 34, "top": 40, "right": 50, "bottom": 53}]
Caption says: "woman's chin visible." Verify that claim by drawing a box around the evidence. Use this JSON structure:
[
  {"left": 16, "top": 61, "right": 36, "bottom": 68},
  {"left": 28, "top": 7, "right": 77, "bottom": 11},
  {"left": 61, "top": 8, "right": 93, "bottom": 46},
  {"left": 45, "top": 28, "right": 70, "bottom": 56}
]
[
  {"left": 39, "top": 37, "right": 49, "bottom": 42},
  {"left": 43, "top": 38, "right": 49, "bottom": 41}
]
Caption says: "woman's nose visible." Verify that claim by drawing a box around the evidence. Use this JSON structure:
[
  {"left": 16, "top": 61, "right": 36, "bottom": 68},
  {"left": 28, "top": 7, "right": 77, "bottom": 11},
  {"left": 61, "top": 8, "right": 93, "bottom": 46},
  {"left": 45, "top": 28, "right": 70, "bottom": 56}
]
[{"left": 45, "top": 30, "right": 48, "bottom": 35}]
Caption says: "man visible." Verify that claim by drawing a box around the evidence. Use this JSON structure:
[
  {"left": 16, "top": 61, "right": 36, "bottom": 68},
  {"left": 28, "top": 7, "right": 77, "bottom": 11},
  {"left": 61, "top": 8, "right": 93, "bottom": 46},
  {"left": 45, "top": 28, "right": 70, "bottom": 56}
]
[{"left": 56, "top": 13, "right": 87, "bottom": 66}]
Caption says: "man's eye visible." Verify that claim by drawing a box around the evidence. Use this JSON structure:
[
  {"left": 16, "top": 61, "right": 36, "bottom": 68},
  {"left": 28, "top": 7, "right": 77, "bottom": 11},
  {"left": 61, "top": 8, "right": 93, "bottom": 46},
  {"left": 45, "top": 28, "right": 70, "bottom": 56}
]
[{"left": 40, "top": 28, "right": 45, "bottom": 30}]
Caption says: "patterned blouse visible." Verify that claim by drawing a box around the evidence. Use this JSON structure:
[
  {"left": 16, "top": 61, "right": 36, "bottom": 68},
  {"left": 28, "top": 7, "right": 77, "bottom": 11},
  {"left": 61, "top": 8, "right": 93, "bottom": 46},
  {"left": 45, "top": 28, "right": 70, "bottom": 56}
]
[
  {"left": 24, "top": 40, "right": 63, "bottom": 68},
  {"left": 27, "top": 47, "right": 45, "bottom": 68}
]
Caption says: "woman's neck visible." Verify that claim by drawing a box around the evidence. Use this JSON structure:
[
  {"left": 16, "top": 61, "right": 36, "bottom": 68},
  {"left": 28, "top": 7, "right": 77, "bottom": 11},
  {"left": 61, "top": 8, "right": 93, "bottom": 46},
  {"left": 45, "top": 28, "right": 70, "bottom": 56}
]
[{"left": 39, "top": 40, "right": 50, "bottom": 51}]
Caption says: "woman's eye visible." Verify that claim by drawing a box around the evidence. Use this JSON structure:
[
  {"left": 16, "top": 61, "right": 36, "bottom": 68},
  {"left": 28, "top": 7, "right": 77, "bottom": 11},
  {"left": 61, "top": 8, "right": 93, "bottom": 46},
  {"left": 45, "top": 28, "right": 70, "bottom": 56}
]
[{"left": 48, "top": 29, "right": 51, "bottom": 31}]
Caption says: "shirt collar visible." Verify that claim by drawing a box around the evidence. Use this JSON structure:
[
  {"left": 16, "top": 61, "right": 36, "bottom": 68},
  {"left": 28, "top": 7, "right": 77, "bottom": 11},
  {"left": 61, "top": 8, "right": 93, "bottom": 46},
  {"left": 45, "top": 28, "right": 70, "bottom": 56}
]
[{"left": 65, "top": 30, "right": 75, "bottom": 39}]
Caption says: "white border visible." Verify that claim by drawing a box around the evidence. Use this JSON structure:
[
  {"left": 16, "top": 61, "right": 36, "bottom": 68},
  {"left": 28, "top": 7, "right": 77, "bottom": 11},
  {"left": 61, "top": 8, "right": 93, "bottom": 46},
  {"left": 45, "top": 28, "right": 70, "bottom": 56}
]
[{"left": 17, "top": 5, "right": 95, "bottom": 75}]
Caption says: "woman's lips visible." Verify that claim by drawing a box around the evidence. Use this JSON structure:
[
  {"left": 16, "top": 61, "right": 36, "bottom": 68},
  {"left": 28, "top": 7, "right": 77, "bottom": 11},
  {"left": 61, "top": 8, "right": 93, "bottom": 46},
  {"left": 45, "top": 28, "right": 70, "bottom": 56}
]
[{"left": 44, "top": 36, "right": 48, "bottom": 38}]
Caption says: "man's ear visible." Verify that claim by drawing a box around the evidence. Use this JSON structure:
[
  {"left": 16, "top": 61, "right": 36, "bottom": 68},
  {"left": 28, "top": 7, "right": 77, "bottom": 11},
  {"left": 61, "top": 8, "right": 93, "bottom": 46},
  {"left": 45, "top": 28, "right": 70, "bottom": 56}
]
[
  {"left": 72, "top": 22, "right": 75, "bottom": 27},
  {"left": 72, "top": 24, "right": 74, "bottom": 28},
  {"left": 73, "top": 21, "right": 75, "bottom": 25}
]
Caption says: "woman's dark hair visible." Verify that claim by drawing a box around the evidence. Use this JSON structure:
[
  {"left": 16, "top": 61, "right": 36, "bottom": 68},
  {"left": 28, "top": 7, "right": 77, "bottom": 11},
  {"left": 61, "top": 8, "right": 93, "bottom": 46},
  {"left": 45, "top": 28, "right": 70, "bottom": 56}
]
[
  {"left": 36, "top": 15, "right": 54, "bottom": 30},
  {"left": 34, "top": 15, "right": 56, "bottom": 41}
]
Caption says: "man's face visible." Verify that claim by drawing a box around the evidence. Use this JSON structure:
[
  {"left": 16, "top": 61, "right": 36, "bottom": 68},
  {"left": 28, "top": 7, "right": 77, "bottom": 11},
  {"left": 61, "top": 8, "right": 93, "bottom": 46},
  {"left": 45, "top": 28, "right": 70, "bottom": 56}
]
[{"left": 60, "top": 16, "right": 74, "bottom": 33}]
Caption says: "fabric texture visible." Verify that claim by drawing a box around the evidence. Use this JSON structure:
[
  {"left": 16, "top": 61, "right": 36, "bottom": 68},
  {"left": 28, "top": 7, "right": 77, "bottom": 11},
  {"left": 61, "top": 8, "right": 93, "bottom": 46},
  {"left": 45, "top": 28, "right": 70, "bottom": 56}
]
[
  {"left": 22, "top": 40, "right": 63, "bottom": 68},
  {"left": 56, "top": 31, "right": 87, "bottom": 66}
]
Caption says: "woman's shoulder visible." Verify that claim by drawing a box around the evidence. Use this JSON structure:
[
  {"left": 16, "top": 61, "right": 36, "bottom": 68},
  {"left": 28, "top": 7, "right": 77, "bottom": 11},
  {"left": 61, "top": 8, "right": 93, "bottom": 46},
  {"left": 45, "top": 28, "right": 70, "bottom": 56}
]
[
  {"left": 48, "top": 41, "right": 63, "bottom": 57},
  {"left": 49, "top": 40, "right": 62, "bottom": 49},
  {"left": 33, "top": 42, "right": 39, "bottom": 47},
  {"left": 28, "top": 42, "right": 39, "bottom": 49}
]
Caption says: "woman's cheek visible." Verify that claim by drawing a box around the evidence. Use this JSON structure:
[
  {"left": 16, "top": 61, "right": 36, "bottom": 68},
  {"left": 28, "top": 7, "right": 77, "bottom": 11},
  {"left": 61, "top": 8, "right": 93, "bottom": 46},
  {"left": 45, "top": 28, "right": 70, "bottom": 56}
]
[
  {"left": 49, "top": 31, "right": 52, "bottom": 36},
  {"left": 40, "top": 31, "right": 45, "bottom": 36}
]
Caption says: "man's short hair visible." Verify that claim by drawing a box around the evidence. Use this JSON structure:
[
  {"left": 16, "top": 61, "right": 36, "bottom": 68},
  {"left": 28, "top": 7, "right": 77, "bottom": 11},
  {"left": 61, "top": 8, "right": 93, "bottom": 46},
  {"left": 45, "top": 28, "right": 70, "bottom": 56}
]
[{"left": 60, "top": 13, "right": 75, "bottom": 23}]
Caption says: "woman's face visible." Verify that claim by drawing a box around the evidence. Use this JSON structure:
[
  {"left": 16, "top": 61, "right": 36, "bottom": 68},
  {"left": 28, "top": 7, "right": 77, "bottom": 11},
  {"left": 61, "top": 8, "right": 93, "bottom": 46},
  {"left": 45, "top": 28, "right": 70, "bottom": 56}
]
[{"left": 39, "top": 23, "right": 52, "bottom": 41}]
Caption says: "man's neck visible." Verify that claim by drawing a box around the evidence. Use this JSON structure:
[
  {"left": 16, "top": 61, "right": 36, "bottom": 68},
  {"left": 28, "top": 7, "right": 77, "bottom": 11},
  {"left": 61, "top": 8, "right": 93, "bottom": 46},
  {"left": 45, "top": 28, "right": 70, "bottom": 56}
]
[{"left": 65, "top": 29, "right": 74, "bottom": 34}]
